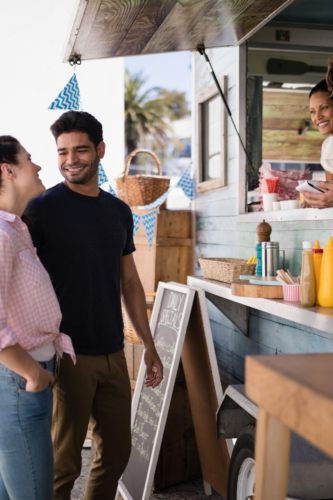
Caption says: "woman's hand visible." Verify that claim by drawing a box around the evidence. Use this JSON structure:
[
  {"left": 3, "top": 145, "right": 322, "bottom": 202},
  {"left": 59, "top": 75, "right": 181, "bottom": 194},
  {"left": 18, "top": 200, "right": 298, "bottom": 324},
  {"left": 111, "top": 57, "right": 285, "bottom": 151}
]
[
  {"left": 0, "top": 344, "right": 55, "bottom": 392},
  {"left": 300, "top": 199, "right": 311, "bottom": 208},
  {"left": 301, "top": 181, "right": 333, "bottom": 208},
  {"left": 26, "top": 365, "right": 54, "bottom": 392}
]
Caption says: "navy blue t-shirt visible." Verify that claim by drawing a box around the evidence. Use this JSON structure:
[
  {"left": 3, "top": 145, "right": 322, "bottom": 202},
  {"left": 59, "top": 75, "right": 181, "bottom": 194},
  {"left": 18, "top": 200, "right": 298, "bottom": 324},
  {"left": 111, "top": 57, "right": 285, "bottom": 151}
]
[{"left": 26, "top": 183, "right": 135, "bottom": 355}]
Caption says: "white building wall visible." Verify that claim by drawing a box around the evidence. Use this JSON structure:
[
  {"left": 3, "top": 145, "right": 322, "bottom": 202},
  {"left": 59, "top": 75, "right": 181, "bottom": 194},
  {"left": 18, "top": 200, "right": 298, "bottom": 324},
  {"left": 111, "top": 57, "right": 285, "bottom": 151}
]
[{"left": 0, "top": 0, "right": 124, "bottom": 189}]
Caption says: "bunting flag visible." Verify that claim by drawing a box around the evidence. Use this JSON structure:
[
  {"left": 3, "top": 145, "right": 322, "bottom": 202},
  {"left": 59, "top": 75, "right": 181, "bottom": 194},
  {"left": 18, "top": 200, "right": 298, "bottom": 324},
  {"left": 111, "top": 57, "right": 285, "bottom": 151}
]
[
  {"left": 48, "top": 74, "right": 83, "bottom": 110},
  {"left": 177, "top": 166, "right": 194, "bottom": 200},
  {"left": 133, "top": 213, "right": 141, "bottom": 236},
  {"left": 142, "top": 210, "right": 157, "bottom": 250},
  {"left": 109, "top": 185, "right": 117, "bottom": 196},
  {"left": 98, "top": 162, "right": 108, "bottom": 186}
]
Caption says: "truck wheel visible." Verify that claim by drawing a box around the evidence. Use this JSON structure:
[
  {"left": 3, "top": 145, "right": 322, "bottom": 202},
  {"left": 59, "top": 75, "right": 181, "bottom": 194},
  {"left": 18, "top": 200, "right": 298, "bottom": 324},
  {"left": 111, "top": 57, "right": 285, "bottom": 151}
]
[{"left": 227, "top": 425, "right": 256, "bottom": 500}]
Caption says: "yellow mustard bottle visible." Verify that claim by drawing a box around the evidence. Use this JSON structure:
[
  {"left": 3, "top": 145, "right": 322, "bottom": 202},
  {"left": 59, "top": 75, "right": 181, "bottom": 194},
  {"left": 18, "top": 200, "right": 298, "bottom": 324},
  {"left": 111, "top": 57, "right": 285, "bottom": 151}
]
[
  {"left": 318, "top": 237, "right": 333, "bottom": 307},
  {"left": 312, "top": 240, "right": 323, "bottom": 306},
  {"left": 300, "top": 241, "right": 316, "bottom": 307}
]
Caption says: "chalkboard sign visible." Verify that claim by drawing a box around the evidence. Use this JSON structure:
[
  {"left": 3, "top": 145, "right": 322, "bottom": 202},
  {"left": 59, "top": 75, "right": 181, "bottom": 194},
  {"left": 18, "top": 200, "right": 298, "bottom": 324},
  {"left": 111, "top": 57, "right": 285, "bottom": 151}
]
[{"left": 118, "top": 282, "right": 195, "bottom": 500}]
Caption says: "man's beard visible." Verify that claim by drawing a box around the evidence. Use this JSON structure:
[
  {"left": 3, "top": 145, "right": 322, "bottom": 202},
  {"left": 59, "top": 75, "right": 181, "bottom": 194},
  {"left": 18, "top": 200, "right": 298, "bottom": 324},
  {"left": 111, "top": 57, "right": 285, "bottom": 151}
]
[{"left": 62, "top": 156, "right": 99, "bottom": 185}]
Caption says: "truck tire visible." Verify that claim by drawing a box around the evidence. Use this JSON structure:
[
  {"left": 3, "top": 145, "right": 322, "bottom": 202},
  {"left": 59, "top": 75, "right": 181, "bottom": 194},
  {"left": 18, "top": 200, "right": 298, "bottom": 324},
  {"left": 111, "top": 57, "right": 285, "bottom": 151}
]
[{"left": 227, "top": 425, "right": 256, "bottom": 500}]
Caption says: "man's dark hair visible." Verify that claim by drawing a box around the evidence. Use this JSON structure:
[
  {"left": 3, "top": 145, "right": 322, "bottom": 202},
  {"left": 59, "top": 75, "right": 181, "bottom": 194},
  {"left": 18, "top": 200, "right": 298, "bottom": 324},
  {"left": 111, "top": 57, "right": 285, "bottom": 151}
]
[
  {"left": 309, "top": 79, "right": 333, "bottom": 100},
  {"left": 50, "top": 111, "right": 103, "bottom": 149}
]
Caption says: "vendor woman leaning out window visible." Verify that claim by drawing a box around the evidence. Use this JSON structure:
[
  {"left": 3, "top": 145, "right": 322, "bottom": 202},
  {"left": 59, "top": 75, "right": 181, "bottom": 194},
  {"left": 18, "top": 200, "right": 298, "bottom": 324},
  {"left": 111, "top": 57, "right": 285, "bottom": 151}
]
[{"left": 302, "top": 57, "right": 333, "bottom": 208}]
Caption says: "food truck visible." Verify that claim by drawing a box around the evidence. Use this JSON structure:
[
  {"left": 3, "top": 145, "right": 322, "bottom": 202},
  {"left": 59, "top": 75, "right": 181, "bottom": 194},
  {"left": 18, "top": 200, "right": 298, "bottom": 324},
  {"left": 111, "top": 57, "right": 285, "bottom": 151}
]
[{"left": 64, "top": 0, "right": 333, "bottom": 498}]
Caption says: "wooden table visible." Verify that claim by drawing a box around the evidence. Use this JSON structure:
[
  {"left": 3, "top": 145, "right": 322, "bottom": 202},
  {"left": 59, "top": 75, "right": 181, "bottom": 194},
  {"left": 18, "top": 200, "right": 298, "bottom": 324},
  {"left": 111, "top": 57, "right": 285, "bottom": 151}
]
[{"left": 245, "top": 353, "right": 333, "bottom": 500}]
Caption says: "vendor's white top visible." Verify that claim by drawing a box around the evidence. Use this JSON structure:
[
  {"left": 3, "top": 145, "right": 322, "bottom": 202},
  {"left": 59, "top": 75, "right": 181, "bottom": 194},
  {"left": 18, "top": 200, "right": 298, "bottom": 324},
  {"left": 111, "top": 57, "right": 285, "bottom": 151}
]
[{"left": 321, "top": 135, "right": 333, "bottom": 173}]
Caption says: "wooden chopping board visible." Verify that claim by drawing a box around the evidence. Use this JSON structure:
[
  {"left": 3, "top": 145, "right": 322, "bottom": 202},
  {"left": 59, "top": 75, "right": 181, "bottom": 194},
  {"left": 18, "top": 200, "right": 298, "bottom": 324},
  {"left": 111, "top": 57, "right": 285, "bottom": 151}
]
[{"left": 231, "top": 279, "right": 283, "bottom": 299}]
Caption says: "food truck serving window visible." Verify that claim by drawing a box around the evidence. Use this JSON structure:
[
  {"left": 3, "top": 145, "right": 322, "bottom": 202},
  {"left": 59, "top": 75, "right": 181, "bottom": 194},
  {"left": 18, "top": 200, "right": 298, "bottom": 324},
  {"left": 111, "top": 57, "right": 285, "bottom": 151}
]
[{"left": 237, "top": 29, "right": 333, "bottom": 223}]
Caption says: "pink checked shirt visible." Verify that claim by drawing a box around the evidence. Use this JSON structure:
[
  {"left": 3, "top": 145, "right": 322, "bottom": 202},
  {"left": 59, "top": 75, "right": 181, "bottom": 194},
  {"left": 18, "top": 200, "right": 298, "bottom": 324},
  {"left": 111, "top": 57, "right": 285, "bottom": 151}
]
[{"left": 0, "top": 210, "right": 76, "bottom": 363}]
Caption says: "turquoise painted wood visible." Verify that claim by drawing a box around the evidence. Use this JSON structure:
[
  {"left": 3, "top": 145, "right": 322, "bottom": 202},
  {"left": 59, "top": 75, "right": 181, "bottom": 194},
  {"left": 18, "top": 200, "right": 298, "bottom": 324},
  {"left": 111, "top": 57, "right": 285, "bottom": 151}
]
[{"left": 206, "top": 299, "right": 333, "bottom": 383}]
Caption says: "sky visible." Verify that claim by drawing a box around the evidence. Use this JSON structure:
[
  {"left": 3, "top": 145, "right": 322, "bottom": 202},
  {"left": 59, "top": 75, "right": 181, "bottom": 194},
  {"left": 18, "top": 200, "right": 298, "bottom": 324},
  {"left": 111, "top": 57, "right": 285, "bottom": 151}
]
[
  {"left": 124, "top": 51, "right": 192, "bottom": 108},
  {"left": 0, "top": 0, "right": 125, "bottom": 189}
]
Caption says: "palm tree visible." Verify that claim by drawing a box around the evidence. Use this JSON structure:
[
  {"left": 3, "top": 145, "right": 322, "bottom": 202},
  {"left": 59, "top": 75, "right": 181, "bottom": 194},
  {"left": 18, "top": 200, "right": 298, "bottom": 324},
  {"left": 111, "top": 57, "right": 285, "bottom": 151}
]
[{"left": 124, "top": 70, "right": 190, "bottom": 156}]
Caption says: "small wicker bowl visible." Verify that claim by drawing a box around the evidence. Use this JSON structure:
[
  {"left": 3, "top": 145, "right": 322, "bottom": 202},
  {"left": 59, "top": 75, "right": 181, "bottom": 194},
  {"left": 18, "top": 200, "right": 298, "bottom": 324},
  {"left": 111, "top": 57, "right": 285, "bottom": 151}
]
[{"left": 199, "top": 258, "right": 256, "bottom": 284}]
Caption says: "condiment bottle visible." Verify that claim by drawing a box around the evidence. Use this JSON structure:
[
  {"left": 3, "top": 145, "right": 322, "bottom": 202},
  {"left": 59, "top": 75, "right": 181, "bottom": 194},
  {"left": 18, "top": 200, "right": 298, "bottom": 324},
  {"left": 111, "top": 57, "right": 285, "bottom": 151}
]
[
  {"left": 318, "top": 237, "right": 333, "bottom": 307},
  {"left": 300, "top": 241, "right": 316, "bottom": 307},
  {"left": 312, "top": 240, "right": 323, "bottom": 305},
  {"left": 255, "top": 220, "right": 272, "bottom": 277}
]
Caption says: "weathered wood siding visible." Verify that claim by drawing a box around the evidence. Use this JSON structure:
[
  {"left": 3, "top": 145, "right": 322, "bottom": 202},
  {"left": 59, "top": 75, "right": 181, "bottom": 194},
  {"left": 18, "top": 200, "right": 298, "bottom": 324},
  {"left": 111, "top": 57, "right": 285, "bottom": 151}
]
[
  {"left": 194, "top": 47, "right": 333, "bottom": 381},
  {"left": 207, "top": 299, "right": 333, "bottom": 383},
  {"left": 195, "top": 46, "right": 245, "bottom": 269}
]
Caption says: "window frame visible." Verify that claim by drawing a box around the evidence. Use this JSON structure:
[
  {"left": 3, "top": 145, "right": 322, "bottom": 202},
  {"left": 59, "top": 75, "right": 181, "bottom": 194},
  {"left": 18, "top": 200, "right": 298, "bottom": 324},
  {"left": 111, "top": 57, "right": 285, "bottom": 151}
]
[{"left": 196, "top": 76, "right": 228, "bottom": 193}]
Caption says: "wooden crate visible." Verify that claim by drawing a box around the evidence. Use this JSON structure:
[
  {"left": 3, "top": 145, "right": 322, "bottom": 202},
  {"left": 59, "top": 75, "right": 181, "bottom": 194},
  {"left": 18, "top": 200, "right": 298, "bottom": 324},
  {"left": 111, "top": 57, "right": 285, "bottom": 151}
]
[
  {"left": 124, "top": 340, "right": 202, "bottom": 490},
  {"left": 132, "top": 210, "right": 193, "bottom": 293}
]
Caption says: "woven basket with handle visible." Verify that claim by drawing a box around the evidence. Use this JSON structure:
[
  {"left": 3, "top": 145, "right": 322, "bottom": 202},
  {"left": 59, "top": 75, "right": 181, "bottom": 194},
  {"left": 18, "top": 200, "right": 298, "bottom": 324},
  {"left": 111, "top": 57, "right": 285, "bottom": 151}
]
[{"left": 116, "top": 149, "right": 171, "bottom": 207}]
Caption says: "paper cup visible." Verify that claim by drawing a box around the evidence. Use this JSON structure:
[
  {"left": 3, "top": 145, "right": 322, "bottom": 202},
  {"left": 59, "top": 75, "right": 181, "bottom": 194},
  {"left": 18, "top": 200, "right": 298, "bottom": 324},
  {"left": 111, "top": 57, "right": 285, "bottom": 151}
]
[
  {"left": 281, "top": 200, "right": 289, "bottom": 210},
  {"left": 272, "top": 201, "right": 281, "bottom": 211},
  {"left": 263, "top": 193, "right": 278, "bottom": 212},
  {"left": 288, "top": 200, "right": 300, "bottom": 210},
  {"left": 282, "top": 284, "right": 300, "bottom": 302}
]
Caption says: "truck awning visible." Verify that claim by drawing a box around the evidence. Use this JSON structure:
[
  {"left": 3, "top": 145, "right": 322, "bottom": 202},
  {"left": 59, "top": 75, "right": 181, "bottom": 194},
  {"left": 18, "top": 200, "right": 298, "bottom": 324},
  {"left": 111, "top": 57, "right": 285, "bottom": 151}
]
[{"left": 63, "top": 0, "right": 295, "bottom": 62}]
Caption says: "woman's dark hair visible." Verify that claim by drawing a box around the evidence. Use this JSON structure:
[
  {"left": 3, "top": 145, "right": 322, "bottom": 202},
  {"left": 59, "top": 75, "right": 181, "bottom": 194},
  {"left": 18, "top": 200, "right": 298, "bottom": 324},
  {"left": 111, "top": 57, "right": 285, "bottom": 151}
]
[
  {"left": 309, "top": 79, "right": 333, "bottom": 100},
  {"left": 327, "top": 55, "right": 333, "bottom": 97},
  {"left": 0, "top": 135, "right": 31, "bottom": 226},
  {"left": 50, "top": 111, "right": 103, "bottom": 149},
  {"left": 0, "top": 135, "right": 20, "bottom": 168}
]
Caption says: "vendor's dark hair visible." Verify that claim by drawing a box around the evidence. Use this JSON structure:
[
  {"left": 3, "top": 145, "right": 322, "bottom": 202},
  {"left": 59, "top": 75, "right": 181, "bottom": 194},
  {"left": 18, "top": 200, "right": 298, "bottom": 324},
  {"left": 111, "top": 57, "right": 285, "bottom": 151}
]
[
  {"left": 327, "top": 55, "right": 333, "bottom": 97},
  {"left": 309, "top": 79, "right": 333, "bottom": 100},
  {"left": 0, "top": 136, "right": 31, "bottom": 226},
  {"left": 50, "top": 111, "right": 103, "bottom": 149}
]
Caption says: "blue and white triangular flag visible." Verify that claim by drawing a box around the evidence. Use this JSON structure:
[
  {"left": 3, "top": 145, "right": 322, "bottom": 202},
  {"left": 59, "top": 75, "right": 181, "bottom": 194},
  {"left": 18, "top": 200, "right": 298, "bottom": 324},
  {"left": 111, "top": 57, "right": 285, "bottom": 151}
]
[
  {"left": 142, "top": 210, "right": 157, "bottom": 250},
  {"left": 109, "top": 185, "right": 117, "bottom": 196},
  {"left": 133, "top": 213, "right": 141, "bottom": 236},
  {"left": 98, "top": 162, "right": 108, "bottom": 186},
  {"left": 48, "top": 74, "right": 83, "bottom": 110},
  {"left": 177, "top": 166, "right": 194, "bottom": 200}
]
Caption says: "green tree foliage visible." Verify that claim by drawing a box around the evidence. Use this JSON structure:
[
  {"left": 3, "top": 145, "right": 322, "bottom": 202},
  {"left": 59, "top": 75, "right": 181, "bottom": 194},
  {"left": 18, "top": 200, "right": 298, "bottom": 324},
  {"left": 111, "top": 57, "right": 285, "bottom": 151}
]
[
  {"left": 158, "top": 89, "right": 190, "bottom": 121},
  {"left": 125, "top": 70, "right": 190, "bottom": 155}
]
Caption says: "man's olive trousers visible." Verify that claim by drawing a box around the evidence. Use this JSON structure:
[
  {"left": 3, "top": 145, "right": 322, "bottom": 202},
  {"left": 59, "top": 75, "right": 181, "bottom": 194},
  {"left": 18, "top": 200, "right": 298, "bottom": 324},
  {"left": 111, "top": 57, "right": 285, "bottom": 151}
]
[{"left": 52, "top": 350, "right": 132, "bottom": 500}]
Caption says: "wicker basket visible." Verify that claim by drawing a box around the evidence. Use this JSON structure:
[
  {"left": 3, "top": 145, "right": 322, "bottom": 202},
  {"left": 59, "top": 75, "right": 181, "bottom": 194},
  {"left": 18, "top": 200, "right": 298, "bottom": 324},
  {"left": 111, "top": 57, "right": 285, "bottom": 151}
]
[
  {"left": 122, "top": 293, "right": 156, "bottom": 343},
  {"left": 116, "top": 149, "right": 171, "bottom": 207},
  {"left": 199, "top": 258, "right": 256, "bottom": 284}
]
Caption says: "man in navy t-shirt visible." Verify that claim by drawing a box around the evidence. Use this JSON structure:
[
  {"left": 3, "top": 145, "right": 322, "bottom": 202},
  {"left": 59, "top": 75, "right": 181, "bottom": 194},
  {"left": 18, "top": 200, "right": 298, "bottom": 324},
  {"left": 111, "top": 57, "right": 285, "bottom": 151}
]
[{"left": 27, "top": 111, "right": 163, "bottom": 500}]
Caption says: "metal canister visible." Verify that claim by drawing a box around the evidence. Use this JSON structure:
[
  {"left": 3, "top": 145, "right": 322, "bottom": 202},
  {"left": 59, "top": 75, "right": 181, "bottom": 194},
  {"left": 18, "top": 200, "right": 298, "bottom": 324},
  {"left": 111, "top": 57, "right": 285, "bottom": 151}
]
[{"left": 262, "top": 242, "right": 285, "bottom": 277}]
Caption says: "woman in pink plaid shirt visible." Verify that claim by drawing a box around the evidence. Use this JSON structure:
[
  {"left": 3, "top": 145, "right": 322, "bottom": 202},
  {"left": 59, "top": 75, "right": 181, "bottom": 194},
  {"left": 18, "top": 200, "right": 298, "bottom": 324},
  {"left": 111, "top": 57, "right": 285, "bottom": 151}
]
[{"left": 0, "top": 136, "right": 76, "bottom": 500}]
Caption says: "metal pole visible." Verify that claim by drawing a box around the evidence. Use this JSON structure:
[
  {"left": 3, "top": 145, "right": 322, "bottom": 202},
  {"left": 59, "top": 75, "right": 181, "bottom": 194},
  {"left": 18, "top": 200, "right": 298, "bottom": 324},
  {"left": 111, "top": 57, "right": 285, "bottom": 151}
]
[{"left": 197, "top": 46, "right": 253, "bottom": 172}]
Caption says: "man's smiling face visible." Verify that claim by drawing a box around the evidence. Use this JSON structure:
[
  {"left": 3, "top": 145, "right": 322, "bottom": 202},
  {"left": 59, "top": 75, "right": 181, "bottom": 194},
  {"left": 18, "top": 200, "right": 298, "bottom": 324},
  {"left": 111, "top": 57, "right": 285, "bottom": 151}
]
[{"left": 57, "top": 131, "right": 105, "bottom": 185}]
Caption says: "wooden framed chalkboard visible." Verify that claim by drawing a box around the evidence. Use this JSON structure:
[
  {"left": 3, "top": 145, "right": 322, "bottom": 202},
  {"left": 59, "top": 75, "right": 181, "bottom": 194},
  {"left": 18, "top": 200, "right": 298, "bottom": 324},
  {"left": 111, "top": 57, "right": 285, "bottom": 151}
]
[{"left": 118, "top": 282, "right": 195, "bottom": 500}]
